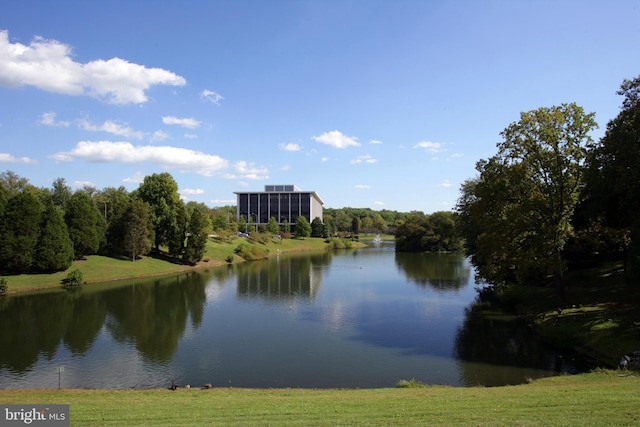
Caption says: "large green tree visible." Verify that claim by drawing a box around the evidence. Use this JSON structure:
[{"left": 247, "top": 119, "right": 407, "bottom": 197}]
[
  {"left": 0, "top": 191, "right": 43, "bottom": 272},
  {"left": 294, "top": 215, "right": 311, "bottom": 239},
  {"left": 122, "top": 199, "right": 152, "bottom": 262},
  {"left": 65, "top": 191, "right": 103, "bottom": 259},
  {"left": 458, "top": 103, "right": 597, "bottom": 286},
  {"left": 34, "top": 200, "right": 74, "bottom": 272},
  {"left": 585, "top": 75, "right": 640, "bottom": 277},
  {"left": 183, "top": 202, "right": 211, "bottom": 265},
  {"left": 134, "top": 173, "right": 182, "bottom": 252}
]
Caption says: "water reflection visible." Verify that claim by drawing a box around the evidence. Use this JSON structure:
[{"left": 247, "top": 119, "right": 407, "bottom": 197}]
[
  {"left": 0, "top": 246, "right": 594, "bottom": 389},
  {"left": 395, "top": 252, "right": 470, "bottom": 291},
  {"left": 235, "top": 252, "right": 332, "bottom": 300}
]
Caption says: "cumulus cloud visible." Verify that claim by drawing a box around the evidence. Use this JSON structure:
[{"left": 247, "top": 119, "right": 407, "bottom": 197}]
[
  {"left": 0, "top": 30, "right": 185, "bottom": 104},
  {"left": 162, "top": 116, "right": 201, "bottom": 129},
  {"left": 123, "top": 171, "right": 145, "bottom": 183},
  {"left": 51, "top": 141, "right": 228, "bottom": 176},
  {"left": 355, "top": 184, "right": 372, "bottom": 189},
  {"left": 0, "top": 153, "right": 38, "bottom": 164},
  {"left": 413, "top": 141, "right": 446, "bottom": 153},
  {"left": 312, "top": 130, "right": 360, "bottom": 148},
  {"left": 224, "top": 161, "right": 269, "bottom": 180},
  {"left": 39, "top": 112, "right": 70, "bottom": 127},
  {"left": 374, "top": 201, "right": 385, "bottom": 206},
  {"left": 210, "top": 198, "right": 236, "bottom": 204},
  {"left": 78, "top": 118, "right": 145, "bottom": 139},
  {"left": 151, "top": 130, "right": 171, "bottom": 142},
  {"left": 369, "top": 139, "right": 383, "bottom": 145},
  {"left": 200, "top": 89, "right": 224, "bottom": 105},
  {"left": 279, "top": 143, "right": 301, "bottom": 152},
  {"left": 350, "top": 154, "right": 377, "bottom": 164}
]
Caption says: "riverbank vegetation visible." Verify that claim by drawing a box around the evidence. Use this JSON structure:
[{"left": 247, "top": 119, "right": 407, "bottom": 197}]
[{"left": 0, "top": 371, "right": 638, "bottom": 426}]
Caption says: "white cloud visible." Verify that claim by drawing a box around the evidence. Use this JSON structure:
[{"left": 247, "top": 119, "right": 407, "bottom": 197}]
[
  {"left": 441, "top": 180, "right": 452, "bottom": 188},
  {"left": 210, "top": 198, "right": 236, "bottom": 204},
  {"left": 226, "top": 161, "right": 269, "bottom": 180},
  {"left": 350, "top": 154, "right": 377, "bottom": 164},
  {"left": 51, "top": 141, "right": 228, "bottom": 176},
  {"left": 374, "top": 201, "right": 385, "bottom": 206},
  {"left": 369, "top": 139, "right": 383, "bottom": 145},
  {"left": 279, "top": 143, "right": 301, "bottom": 152},
  {"left": 162, "top": 116, "right": 201, "bottom": 129},
  {"left": 73, "top": 180, "right": 96, "bottom": 189},
  {"left": 312, "top": 130, "right": 360, "bottom": 148},
  {"left": 413, "top": 141, "right": 447, "bottom": 153},
  {"left": 180, "top": 188, "right": 205, "bottom": 196},
  {"left": 39, "top": 112, "right": 70, "bottom": 127},
  {"left": 151, "top": 130, "right": 171, "bottom": 142},
  {"left": 184, "top": 133, "right": 198, "bottom": 139},
  {"left": 0, "top": 153, "right": 38, "bottom": 164},
  {"left": 320, "top": 156, "right": 330, "bottom": 162},
  {"left": 0, "top": 30, "right": 185, "bottom": 104},
  {"left": 355, "top": 184, "right": 372, "bottom": 189},
  {"left": 200, "top": 89, "right": 224, "bottom": 105},
  {"left": 123, "top": 171, "right": 145, "bottom": 183},
  {"left": 281, "top": 164, "right": 290, "bottom": 171},
  {"left": 78, "top": 118, "right": 145, "bottom": 139}
]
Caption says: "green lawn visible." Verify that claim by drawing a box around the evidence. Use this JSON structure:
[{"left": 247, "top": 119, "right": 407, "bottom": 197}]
[{"left": 0, "top": 371, "right": 638, "bottom": 426}]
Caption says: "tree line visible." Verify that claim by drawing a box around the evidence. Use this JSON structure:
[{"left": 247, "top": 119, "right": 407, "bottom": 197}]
[
  {"left": 455, "top": 75, "right": 640, "bottom": 288},
  {"left": 0, "top": 172, "right": 211, "bottom": 274}
]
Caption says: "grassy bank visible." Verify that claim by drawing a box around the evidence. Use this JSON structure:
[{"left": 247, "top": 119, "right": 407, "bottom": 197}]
[
  {"left": 0, "top": 236, "right": 363, "bottom": 294},
  {"left": 0, "top": 371, "right": 638, "bottom": 426},
  {"left": 487, "top": 261, "right": 640, "bottom": 368}
]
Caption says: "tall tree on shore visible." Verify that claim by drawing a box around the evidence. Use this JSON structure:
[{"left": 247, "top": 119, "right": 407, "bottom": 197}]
[
  {"left": 0, "top": 191, "right": 43, "bottom": 272},
  {"left": 457, "top": 103, "right": 597, "bottom": 286},
  {"left": 183, "top": 202, "right": 210, "bottom": 265},
  {"left": 586, "top": 75, "right": 640, "bottom": 279},
  {"left": 34, "top": 200, "right": 74, "bottom": 271},
  {"left": 122, "top": 199, "right": 152, "bottom": 262},
  {"left": 65, "top": 191, "right": 103, "bottom": 259},
  {"left": 134, "top": 173, "right": 182, "bottom": 252}
]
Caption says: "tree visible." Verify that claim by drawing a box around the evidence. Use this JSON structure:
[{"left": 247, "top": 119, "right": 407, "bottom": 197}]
[
  {"left": 0, "top": 191, "right": 43, "bottom": 272},
  {"left": 586, "top": 75, "right": 640, "bottom": 278},
  {"left": 311, "top": 217, "right": 324, "bottom": 237},
  {"left": 267, "top": 217, "right": 280, "bottom": 235},
  {"left": 65, "top": 191, "right": 102, "bottom": 259},
  {"left": 34, "top": 200, "right": 74, "bottom": 272},
  {"left": 99, "top": 186, "right": 132, "bottom": 256},
  {"left": 457, "top": 103, "right": 598, "bottom": 286},
  {"left": 51, "top": 177, "right": 72, "bottom": 210},
  {"left": 294, "top": 215, "right": 311, "bottom": 239},
  {"left": 184, "top": 203, "right": 210, "bottom": 265},
  {"left": 122, "top": 199, "right": 152, "bottom": 261},
  {"left": 167, "top": 201, "right": 187, "bottom": 259},
  {"left": 134, "top": 173, "right": 182, "bottom": 251}
]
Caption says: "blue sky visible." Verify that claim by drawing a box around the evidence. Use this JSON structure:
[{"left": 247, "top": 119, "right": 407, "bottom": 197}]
[{"left": 0, "top": 1, "right": 638, "bottom": 213}]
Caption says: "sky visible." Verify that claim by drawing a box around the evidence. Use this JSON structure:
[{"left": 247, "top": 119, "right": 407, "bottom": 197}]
[{"left": 0, "top": 1, "right": 638, "bottom": 213}]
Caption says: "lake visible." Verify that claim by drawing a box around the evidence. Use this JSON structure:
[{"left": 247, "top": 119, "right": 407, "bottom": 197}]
[{"left": 0, "top": 241, "right": 591, "bottom": 389}]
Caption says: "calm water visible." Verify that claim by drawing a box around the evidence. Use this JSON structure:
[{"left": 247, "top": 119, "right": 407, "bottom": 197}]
[{"left": 0, "top": 242, "right": 591, "bottom": 389}]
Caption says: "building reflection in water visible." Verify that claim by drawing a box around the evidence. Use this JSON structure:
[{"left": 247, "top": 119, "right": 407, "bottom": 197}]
[{"left": 235, "top": 252, "right": 331, "bottom": 300}]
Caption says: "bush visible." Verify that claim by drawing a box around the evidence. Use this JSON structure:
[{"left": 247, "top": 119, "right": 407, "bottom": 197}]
[
  {"left": 396, "top": 379, "right": 428, "bottom": 388},
  {"left": 61, "top": 269, "right": 84, "bottom": 288},
  {"left": 234, "top": 243, "right": 269, "bottom": 261},
  {"left": 0, "top": 278, "right": 7, "bottom": 295},
  {"left": 326, "top": 238, "right": 355, "bottom": 250},
  {"left": 225, "top": 255, "right": 234, "bottom": 263}
]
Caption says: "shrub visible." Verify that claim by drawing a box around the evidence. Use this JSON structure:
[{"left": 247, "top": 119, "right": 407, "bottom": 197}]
[
  {"left": 234, "top": 243, "right": 269, "bottom": 261},
  {"left": 396, "top": 379, "right": 428, "bottom": 388},
  {"left": 61, "top": 269, "right": 84, "bottom": 288},
  {"left": 225, "top": 255, "right": 234, "bottom": 263},
  {"left": 0, "top": 278, "right": 7, "bottom": 295}
]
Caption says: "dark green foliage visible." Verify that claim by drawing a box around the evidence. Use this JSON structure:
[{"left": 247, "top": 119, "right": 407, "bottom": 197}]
[
  {"left": 396, "top": 211, "right": 462, "bottom": 252},
  {"left": 134, "top": 172, "right": 182, "bottom": 251},
  {"left": 122, "top": 199, "right": 152, "bottom": 261},
  {"left": 34, "top": 201, "right": 74, "bottom": 272},
  {"left": 311, "top": 217, "right": 324, "bottom": 237},
  {"left": 65, "top": 191, "right": 102, "bottom": 259},
  {"left": 0, "top": 191, "right": 43, "bottom": 272},
  {"left": 183, "top": 203, "right": 210, "bottom": 265},
  {"left": 234, "top": 242, "right": 269, "bottom": 260},
  {"left": 0, "top": 278, "right": 7, "bottom": 295},
  {"left": 167, "top": 201, "right": 187, "bottom": 259},
  {"left": 61, "top": 269, "right": 84, "bottom": 288}
]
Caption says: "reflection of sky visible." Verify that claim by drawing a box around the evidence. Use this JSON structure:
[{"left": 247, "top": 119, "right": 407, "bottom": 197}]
[{"left": 0, "top": 248, "right": 554, "bottom": 389}]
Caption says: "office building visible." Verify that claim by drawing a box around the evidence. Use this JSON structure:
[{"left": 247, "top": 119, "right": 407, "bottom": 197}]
[{"left": 234, "top": 185, "right": 324, "bottom": 227}]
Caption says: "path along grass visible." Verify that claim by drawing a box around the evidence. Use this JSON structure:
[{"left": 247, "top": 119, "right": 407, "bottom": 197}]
[{"left": 0, "top": 371, "right": 638, "bottom": 426}]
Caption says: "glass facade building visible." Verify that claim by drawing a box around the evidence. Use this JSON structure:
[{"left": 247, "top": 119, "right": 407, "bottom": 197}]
[{"left": 235, "top": 185, "right": 324, "bottom": 227}]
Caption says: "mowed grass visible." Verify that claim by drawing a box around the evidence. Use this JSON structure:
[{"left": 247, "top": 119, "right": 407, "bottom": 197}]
[
  {"left": 1, "top": 236, "right": 363, "bottom": 294},
  {"left": 0, "top": 371, "right": 638, "bottom": 426}
]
